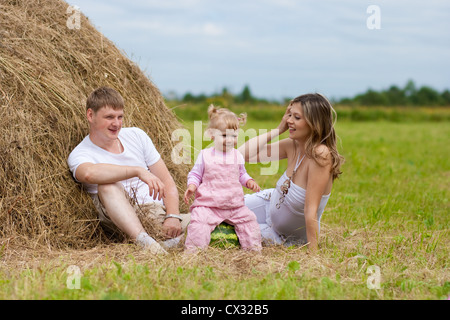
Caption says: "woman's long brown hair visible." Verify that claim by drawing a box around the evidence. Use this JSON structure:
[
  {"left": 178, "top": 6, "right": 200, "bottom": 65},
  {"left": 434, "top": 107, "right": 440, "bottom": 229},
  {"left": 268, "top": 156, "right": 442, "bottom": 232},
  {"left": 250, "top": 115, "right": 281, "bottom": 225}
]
[{"left": 290, "top": 93, "right": 344, "bottom": 180}]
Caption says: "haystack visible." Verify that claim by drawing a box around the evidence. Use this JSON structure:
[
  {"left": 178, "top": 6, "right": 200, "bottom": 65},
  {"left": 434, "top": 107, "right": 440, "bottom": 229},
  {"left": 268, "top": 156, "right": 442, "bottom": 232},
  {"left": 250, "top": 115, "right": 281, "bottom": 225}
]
[{"left": 0, "top": 0, "right": 189, "bottom": 248}]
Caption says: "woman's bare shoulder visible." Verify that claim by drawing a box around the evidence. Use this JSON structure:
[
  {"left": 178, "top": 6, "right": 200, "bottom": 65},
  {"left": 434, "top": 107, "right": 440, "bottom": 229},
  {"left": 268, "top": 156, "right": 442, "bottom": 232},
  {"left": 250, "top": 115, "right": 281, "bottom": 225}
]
[{"left": 313, "top": 144, "right": 332, "bottom": 167}]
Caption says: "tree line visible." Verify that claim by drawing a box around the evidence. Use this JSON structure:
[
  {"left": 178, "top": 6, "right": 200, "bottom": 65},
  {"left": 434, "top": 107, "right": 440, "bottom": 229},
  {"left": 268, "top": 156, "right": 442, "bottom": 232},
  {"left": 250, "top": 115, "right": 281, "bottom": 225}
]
[
  {"left": 174, "top": 85, "right": 275, "bottom": 106},
  {"left": 338, "top": 80, "right": 450, "bottom": 107},
  {"left": 167, "top": 80, "right": 450, "bottom": 107}
]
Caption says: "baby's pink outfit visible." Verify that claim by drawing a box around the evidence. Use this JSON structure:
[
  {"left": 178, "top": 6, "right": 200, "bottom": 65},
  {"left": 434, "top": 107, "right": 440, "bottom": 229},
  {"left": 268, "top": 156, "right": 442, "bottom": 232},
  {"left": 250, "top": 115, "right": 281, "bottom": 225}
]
[{"left": 185, "top": 148, "right": 262, "bottom": 251}]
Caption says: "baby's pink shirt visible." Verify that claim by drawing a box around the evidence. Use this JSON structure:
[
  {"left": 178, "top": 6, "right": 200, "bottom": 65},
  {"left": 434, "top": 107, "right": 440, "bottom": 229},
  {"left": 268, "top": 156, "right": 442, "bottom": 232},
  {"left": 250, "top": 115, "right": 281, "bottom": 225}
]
[{"left": 187, "top": 148, "right": 253, "bottom": 188}]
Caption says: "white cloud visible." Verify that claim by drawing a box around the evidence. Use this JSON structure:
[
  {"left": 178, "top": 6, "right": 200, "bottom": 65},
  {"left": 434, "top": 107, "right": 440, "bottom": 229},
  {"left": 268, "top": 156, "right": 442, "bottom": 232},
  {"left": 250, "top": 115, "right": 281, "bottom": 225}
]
[{"left": 202, "top": 23, "right": 225, "bottom": 36}]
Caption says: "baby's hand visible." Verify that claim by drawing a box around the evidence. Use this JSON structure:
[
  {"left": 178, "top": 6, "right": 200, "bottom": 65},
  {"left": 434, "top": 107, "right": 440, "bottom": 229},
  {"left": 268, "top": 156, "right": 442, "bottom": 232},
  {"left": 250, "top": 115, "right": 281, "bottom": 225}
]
[
  {"left": 184, "top": 184, "right": 197, "bottom": 204},
  {"left": 246, "top": 179, "right": 261, "bottom": 193}
]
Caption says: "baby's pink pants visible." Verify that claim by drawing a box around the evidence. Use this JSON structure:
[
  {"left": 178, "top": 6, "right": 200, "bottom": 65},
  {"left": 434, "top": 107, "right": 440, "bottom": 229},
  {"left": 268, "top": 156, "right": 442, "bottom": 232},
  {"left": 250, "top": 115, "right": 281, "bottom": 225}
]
[{"left": 185, "top": 205, "right": 262, "bottom": 251}]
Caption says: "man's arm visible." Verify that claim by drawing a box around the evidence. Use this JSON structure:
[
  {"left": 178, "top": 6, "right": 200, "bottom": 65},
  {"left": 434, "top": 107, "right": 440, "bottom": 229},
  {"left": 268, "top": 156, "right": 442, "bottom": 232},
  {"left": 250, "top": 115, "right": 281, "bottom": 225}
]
[
  {"left": 75, "top": 162, "right": 165, "bottom": 200},
  {"left": 148, "top": 159, "right": 182, "bottom": 238}
]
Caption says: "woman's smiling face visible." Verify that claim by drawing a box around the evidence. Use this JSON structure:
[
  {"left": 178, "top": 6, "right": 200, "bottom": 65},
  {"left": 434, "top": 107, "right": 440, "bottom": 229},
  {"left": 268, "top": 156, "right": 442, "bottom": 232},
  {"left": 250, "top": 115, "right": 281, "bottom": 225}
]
[{"left": 286, "top": 102, "right": 311, "bottom": 141}]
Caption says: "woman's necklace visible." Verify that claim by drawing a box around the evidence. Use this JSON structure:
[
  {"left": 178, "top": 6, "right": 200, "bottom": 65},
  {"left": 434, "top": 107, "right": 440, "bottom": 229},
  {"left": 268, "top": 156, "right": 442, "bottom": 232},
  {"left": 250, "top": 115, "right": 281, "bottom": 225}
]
[{"left": 276, "top": 151, "right": 305, "bottom": 209}]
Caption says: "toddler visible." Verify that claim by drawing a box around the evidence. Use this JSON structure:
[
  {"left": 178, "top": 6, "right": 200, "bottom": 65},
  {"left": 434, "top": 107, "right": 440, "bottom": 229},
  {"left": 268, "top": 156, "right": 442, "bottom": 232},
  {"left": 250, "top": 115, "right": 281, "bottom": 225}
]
[{"left": 184, "top": 105, "right": 262, "bottom": 251}]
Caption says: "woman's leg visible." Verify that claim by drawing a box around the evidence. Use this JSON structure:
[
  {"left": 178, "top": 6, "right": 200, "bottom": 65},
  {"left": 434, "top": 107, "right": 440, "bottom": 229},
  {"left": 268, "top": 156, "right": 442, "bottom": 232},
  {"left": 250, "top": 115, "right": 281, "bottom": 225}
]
[
  {"left": 259, "top": 224, "right": 283, "bottom": 245},
  {"left": 244, "top": 189, "right": 283, "bottom": 245},
  {"left": 244, "top": 189, "right": 273, "bottom": 224}
]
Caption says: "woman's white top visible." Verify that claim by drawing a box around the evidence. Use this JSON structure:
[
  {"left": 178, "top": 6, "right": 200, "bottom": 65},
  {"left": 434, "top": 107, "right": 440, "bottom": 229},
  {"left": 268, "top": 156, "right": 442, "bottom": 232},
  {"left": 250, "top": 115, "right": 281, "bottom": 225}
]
[{"left": 268, "top": 154, "right": 331, "bottom": 244}]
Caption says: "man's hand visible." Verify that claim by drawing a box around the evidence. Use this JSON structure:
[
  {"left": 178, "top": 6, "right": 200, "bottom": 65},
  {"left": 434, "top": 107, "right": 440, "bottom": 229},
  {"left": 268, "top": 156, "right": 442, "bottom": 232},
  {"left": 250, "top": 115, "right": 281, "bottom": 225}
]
[
  {"left": 138, "top": 168, "right": 165, "bottom": 200},
  {"left": 184, "top": 184, "right": 197, "bottom": 204},
  {"left": 162, "top": 218, "right": 182, "bottom": 239},
  {"left": 246, "top": 179, "right": 261, "bottom": 193}
]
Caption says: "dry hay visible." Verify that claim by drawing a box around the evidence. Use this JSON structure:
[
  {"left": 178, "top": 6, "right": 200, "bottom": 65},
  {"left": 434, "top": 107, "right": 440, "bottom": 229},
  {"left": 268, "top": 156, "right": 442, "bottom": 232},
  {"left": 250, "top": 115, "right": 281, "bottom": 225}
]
[{"left": 0, "top": 0, "right": 189, "bottom": 249}]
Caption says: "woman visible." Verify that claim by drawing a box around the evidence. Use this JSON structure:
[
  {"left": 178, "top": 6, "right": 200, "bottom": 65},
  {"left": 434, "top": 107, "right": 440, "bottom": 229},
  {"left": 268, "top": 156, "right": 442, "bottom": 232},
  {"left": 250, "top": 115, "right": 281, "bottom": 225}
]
[{"left": 239, "top": 93, "right": 344, "bottom": 251}]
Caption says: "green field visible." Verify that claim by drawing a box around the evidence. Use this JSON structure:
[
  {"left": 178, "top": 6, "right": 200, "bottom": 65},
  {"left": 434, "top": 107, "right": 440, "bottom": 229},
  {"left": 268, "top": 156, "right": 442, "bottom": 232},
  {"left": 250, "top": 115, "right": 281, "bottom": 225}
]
[{"left": 0, "top": 111, "right": 449, "bottom": 300}]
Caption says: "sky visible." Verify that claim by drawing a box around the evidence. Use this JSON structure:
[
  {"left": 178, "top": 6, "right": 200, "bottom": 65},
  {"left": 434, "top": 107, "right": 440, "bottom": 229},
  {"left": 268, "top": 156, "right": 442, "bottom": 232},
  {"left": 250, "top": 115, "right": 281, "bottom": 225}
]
[{"left": 66, "top": 0, "right": 450, "bottom": 101}]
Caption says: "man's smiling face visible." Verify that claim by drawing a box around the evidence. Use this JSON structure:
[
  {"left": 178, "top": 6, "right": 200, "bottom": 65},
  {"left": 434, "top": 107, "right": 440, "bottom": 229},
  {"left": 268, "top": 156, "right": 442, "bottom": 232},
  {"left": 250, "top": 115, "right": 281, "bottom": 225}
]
[{"left": 87, "top": 105, "right": 124, "bottom": 143}]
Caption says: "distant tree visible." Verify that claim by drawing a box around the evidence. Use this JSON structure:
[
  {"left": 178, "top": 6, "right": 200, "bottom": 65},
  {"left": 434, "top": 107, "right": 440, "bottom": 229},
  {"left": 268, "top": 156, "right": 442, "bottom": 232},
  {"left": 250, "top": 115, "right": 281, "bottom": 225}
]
[
  {"left": 238, "top": 85, "right": 254, "bottom": 103},
  {"left": 337, "top": 98, "right": 353, "bottom": 105},
  {"left": 182, "top": 92, "right": 208, "bottom": 103},
  {"left": 221, "top": 87, "right": 233, "bottom": 99},
  {"left": 220, "top": 87, "right": 227, "bottom": 96},
  {"left": 441, "top": 90, "right": 450, "bottom": 105},
  {"left": 182, "top": 92, "right": 195, "bottom": 102},
  {"left": 415, "top": 86, "right": 442, "bottom": 106},
  {"left": 355, "top": 89, "right": 388, "bottom": 105},
  {"left": 174, "top": 79, "right": 449, "bottom": 107},
  {"left": 404, "top": 79, "right": 417, "bottom": 98},
  {"left": 385, "top": 85, "right": 407, "bottom": 105}
]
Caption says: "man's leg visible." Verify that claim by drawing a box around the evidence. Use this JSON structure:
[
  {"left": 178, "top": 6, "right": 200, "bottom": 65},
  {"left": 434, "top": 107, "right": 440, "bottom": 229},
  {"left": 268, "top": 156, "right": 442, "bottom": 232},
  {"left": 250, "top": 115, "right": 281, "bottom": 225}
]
[
  {"left": 97, "top": 182, "right": 166, "bottom": 254},
  {"left": 97, "top": 182, "right": 145, "bottom": 239},
  {"left": 137, "top": 202, "right": 190, "bottom": 248}
]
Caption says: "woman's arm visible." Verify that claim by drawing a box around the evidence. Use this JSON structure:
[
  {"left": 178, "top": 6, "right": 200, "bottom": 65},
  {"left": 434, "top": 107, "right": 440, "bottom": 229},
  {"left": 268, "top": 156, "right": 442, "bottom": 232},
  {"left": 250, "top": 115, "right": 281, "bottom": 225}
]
[
  {"left": 304, "top": 145, "right": 332, "bottom": 251},
  {"left": 238, "top": 105, "right": 292, "bottom": 163}
]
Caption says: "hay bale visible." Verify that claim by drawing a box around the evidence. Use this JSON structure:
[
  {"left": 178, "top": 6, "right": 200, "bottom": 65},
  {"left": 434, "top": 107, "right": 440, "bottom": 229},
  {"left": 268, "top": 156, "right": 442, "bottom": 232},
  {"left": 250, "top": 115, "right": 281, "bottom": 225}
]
[{"left": 0, "top": 0, "right": 189, "bottom": 248}]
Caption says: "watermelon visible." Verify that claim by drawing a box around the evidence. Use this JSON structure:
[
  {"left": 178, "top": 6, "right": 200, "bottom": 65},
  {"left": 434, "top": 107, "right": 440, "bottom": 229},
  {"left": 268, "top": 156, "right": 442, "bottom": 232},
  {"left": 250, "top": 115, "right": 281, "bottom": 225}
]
[{"left": 210, "top": 222, "right": 240, "bottom": 248}]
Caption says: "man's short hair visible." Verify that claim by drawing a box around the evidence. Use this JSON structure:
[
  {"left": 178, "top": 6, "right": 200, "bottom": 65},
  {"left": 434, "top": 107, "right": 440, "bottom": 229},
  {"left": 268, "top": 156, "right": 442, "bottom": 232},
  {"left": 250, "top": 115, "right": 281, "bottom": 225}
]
[{"left": 86, "top": 87, "right": 124, "bottom": 112}]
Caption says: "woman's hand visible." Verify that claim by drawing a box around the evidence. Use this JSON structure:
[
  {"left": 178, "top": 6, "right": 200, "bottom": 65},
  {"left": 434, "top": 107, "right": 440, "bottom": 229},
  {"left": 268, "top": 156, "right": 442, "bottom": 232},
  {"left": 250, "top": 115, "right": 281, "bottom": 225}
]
[
  {"left": 277, "top": 105, "right": 292, "bottom": 134},
  {"left": 238, "top": 104, "right": 291, "bottom": 163}
]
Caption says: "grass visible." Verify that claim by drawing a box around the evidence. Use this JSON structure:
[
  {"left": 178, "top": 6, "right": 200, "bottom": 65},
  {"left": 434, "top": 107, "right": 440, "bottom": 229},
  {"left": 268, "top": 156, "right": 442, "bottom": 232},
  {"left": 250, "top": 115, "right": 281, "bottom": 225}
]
[{"left": 0, "top": 118, "right": 449, "bottom": 300}]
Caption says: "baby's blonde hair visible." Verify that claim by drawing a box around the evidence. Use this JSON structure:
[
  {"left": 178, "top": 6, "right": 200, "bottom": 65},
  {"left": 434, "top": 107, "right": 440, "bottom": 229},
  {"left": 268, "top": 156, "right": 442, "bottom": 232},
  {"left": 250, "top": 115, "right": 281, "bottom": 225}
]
[{"left": 206, "top": 104, "right": 247, "bottom": 131}]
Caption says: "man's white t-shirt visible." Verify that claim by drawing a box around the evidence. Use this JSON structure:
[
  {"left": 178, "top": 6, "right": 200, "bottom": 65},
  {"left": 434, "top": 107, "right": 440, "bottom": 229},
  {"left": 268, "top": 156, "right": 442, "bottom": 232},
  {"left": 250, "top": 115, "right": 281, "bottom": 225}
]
[{"left": 67, "top": 127, "right": 162, "bottom": 205}]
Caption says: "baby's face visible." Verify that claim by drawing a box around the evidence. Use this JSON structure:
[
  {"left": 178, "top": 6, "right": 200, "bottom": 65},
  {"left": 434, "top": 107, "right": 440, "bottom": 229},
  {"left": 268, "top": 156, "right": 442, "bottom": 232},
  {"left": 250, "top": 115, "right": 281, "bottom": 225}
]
[{"left": 211, "top": 128, "right": 238, "bottom": 152}]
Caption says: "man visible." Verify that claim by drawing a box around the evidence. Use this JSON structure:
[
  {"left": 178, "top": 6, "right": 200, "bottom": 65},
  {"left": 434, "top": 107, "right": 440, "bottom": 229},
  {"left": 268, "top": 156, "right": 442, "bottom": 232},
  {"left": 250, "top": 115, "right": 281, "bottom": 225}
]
[{"left": 68, "top": 87, "right": 189, "bottom": 254}]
